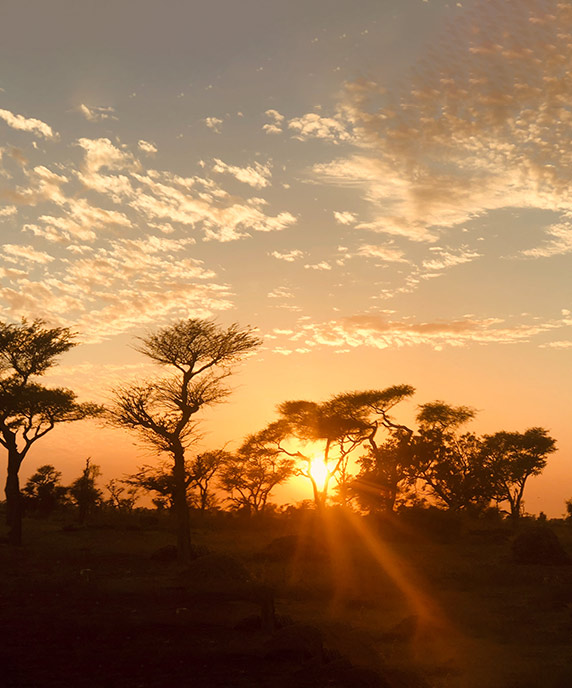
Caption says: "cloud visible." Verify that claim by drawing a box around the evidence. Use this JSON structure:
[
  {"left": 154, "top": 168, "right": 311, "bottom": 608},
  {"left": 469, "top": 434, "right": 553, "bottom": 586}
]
[
  {"left": 279, "top": 311, "right": 569, "bottom": 352},
  {"left": 78, "top": 104, "right": 118, "bottom": 122},
  {"left": 356, "top": 244, "right": 407, "bottom": 263},
  {"left": 204, "top": 117, "right": 223, "bottom": 133},
  {"left": 304, "top": 261, "right": 332, "bottom": 270},
  {"left": 422, "top": 246, "right": 481, "bottom": 271},
  {"left": 521, "top": 221, "right": 572, "bottom": 258},
  {"left": 263, "top": 109, "right": 285, "bottom": 134},
  {"left": 131, "top": 170, "right": 295, "bottom": 241},
  {"left": 270, "top": 249, "right": 303, "bottom": 262},
  {"left": 138, "top": 140, "right": 158, "bottom": 154},
  {"left": 3, "top": 244, "right": 54, "bottom": 265},
  {"left": 212, "top": 158, "right": 272, "bottom": 189},
  {"left": 268, "top": 286, "right": 294, "bottom": 299},
  {"left": 0, "top": 108, "right": 56, "bottom": 139},
  {"left": 288, "top": 112, "right": 352, "bottom": 143},
  {"left": 307, "top": 0, "right": 572, "bottom": 245},
  {"left": 333, "top": 211, "right": 357, "bottom": 225}
]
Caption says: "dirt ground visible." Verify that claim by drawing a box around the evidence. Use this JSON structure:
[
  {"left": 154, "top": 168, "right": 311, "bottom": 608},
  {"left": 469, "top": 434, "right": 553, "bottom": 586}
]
[{"left": 1, "top": 512, "right": 572, "bottom": 687}]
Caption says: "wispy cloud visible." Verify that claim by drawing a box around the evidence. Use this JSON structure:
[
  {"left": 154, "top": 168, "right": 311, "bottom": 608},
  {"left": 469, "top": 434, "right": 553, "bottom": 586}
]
[
  {"left": 307, "top": 0, "right": 572, "bottom": 246},
  {"left": 204, "top": 116, "right": 223, "bottom": 133},
  {"left": 272, "top": 311, "right": 571, "bottom": 353},
  {"left": 521, "top": 221, "right": 572, "bottom": 258},
  {"left": 288, "top": 112, "right": 352, "bottom": 143},
  {"left": 212, "top": 158, "right": 272, "bottom": 189},
  {"left": 138, "top": 140, "right": 158, "bottom": 155},
  {"left": 0, "top": 108, "right": 56, "bottom": 139},
  {"left": 78, "top": 104, "right": 118, "bottom": 122},
  {"left": 270, "top": 249, "right": 303, "bottom": 262}
]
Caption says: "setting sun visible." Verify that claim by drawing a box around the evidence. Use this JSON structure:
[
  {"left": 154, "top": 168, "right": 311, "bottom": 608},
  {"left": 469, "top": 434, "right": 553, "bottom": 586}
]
[{"left": 309, "top": 457, "right": 329, "bottom": 491}]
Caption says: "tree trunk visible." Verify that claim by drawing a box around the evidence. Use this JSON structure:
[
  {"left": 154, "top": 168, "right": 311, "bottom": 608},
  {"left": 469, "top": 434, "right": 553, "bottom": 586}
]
[
  {"left": 5, "top": 451, "right": 23, "bottom": 545},
  {"left": 173, "top": 448, "right": 192, "bottom": 564}
]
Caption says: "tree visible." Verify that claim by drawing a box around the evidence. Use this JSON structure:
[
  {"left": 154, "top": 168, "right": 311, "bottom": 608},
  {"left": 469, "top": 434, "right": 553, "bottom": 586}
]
[
  {"left": 263, "top": 386, "right": 415, "bottom": 509},
  {"left": 22, "top": 464, "right": 68, "bottom": 516},
  {"left": 105, "top": 479, "right": 140, "bottom": 513},
  {"left": 108, "top": 319, "right": 261, "bottom": 563},
  {"left": 0, "top": 319, "right": 101, "bottom": 544},
  {"left": 124, "top": 461, "right": 179, "bottom": 510},
  {"left": 482, "top": 427, "right": 556, "bottom": 520},
  {"left": 408, "top": 401, "right": 493, "bottom": 512},
  {"left": 69, "top": 457, "right": 103, "bottom": 524},
  {"left": 257, "top": 399, "right": 370, "bottom": 508},
  {"left": 125, "top": 450, "right": 230, "bottom": 513},
  {"left": 187, "top": 449, "right": 230, "bottom": 512},
  {"left": 219, "top": 433, "right": 294, "bottom": 513},
  {"left": 332, "top": 386, "right": 415, "bottom": 512}
]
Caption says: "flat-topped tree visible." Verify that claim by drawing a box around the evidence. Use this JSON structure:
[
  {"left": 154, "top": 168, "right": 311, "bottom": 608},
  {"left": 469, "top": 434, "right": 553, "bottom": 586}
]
[
  {"left": 108, "top": 319, "right": 261, "bottom": 564},
  {"left": 0, "top": 319, "right": 101, "bottom": 545}
]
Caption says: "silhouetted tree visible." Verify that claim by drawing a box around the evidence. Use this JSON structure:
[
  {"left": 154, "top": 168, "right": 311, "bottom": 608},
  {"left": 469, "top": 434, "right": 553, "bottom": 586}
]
[
  {"left": 69, "top": 458, "right": 103, "bottom": 524},
  {"left": 105, "top": 478, "right": 140, "bottom": 512},
  {"left": 0, "top": 319, "right": 101, "bottom": 544},
  {"left": 188, "top": 449, "right": 230, "bottom": 511},
  {"left": 332, "top": 386, "right": 415, "bottom": 511},
  {"left": 22, "top": 464, "right": 68, "bottom": 516},
  {"left": 219, "top": 434, "right": 294, "bottom": 513},
  {"left": 257, "top": 399, "right": 369, "bottom": 508},
  {"left": 124, "top": 461, "right": 179, "bottom": 510},
  {"left": 108, "top": 319, "right": 261, "bottom": 563},
  {"left": 409, "top": 401, "right": 492, "bottom": 512},
  {"left": 482, "top": 428, "right": 556, "bottom": 520}
]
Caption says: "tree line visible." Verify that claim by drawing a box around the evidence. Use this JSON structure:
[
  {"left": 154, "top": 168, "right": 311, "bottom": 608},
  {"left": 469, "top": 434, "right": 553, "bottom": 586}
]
[{"left": 0, "top": 317, "right": 559, "bottom": 562}]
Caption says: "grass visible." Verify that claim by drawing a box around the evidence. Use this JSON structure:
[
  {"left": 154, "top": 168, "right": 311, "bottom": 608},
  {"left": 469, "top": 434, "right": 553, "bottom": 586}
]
[{"left": 2, "top": 509, "right": 572, "bottom": 687}]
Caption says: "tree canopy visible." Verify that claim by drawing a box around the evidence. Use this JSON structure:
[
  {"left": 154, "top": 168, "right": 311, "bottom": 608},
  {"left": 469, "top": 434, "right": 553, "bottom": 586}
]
[
  {"left": 0, "top": 319, "right": 100, "bottom": 544},
  {"left": 108, "top": 318, "right": 261, "bottom": 562}
]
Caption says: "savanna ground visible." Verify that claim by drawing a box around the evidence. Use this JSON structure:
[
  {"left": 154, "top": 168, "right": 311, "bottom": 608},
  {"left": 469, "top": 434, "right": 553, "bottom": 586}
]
[{"left": 1, "top": 507, "right": 572, "bottom": 688}]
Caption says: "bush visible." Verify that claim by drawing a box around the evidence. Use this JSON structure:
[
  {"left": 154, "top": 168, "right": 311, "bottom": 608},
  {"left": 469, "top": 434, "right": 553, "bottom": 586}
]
[{"left": 511, "top": 525, "right": 570, "bottom": 565}]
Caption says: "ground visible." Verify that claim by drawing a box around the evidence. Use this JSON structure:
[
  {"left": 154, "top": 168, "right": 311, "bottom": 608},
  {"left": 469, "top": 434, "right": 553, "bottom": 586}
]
[{"left": 1, "top": 510, "right": 572, "bottom": 687}]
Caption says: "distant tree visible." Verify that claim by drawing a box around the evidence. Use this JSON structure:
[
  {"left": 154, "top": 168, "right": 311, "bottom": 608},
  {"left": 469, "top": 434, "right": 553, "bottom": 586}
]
[
  {"left": 105, "top": 478, "right": 140, "bottom": 513},
  {"left": 125, "top": 449, "right": 230, "bottom": 513},
  {"left": 260, "top": 386, "right": 415, "bottom": 509},
  {"left": 124, "top": 461, "right": 179, "bottom": 510},
  {"left": 69, "top": 458, "right": 103, "bottom": 524},
  {"left": 482, "top": 428, "right": 557, "bottom": 520},
  {"left": 22, "top": 464, "right": 68, "bottom": 516},
  {"left": 0, "top": 319, "right": 101, "bottom": 544},
  {"left": 108, "top": 319, "right": 261, "bottom": 563},
  {"left": 409, "top": 401, "right": 492, "bottom": 512},
  {"left": 332, "top": 386, "right": 415, "bottom": 512},
  {"left": 219, "top": 433, "right": 294, "bottom": 513},
  {"left": 187, "top": 449, "right": 230, "bottom": 512}
]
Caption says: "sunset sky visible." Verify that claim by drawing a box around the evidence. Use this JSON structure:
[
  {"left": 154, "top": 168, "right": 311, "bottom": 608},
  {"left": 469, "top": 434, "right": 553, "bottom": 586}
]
[{"left": 1, "top": 0, "right": 570, "bottom": 515}]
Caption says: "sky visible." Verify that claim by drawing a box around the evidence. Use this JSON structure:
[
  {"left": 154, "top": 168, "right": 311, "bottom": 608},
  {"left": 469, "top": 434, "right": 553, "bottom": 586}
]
[{"left": 0, "top": 0, "right": 570, "bottom": 515}]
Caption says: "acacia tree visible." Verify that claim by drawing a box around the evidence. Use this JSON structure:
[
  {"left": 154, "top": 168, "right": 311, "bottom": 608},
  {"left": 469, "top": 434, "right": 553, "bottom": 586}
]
[
  {"left": 408, "top": 401, "right": 495, "bottom": 512},
  {"left": 332, "top": 386, "right": 415, "bottom": 511},
  {"left": 249, "top": 396, "right": 375, "bottom": 508},
  {"left": 219, "top": 432, "right": 294, "bottom": 513},
  {"left": 126, "top": 450, "right": 229, "bottom": 512},
  {"left": 68, "top": 457, "right": 103, "bottom": 524},
  {"left": 22, "top": 464, "right": 68, "bottom": 516},
  {"left": 482, "top": 428, "right": 556, "bottom": 519},
  {"left": 108, "top": 319, "right": 261, "bottom": 563},
  {"left": 0, "top": 319, "right": 100, "bottom": 544}
]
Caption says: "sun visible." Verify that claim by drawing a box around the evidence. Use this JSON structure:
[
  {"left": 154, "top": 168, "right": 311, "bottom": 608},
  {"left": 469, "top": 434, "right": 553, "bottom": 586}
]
[{"left": 309, "top": 456, "right": 328, "bottom": 490}]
